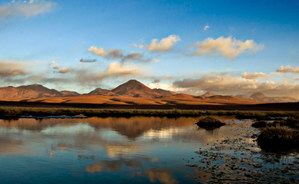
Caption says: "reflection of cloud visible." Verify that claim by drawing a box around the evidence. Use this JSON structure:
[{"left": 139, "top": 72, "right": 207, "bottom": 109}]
[
  {"left": 0, "top": 137, "right": 24, "bottom": 155},
  {"left": 86, "top": 158, "right": 145, "bottom": 173},
  {"left": 41, "top": 124, "right": 95, "bottom": 135},
  {"left": 105, "top": 144, "right": 141, "bottom": 158},
  {"left": 0, "top": 0, "right": 56, "bottom": 18},
  {"left": 146, "top": 169, "right": 178, "bottom": 184},
  {"left": 86, "top": 163, "right": 103, "bottom": 173},
  {"left": 144, "top": 128, "right": 185, "bottom": 139},
  {"left": 194, "top": 36, "right": 262, "bottom": 59},
  {"left": 147, "top": 35, "right": 180, "bottom": 52}
]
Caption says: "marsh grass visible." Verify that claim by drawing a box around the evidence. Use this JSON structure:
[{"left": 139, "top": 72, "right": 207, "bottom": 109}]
[
  {"left": 257, "top": 127, "right": 299, "bottom": 152},
  {"left": 196, "top": 117, "right": 226, "bottom": 130},
  {"left": 252, "top": 118, "right": 299, "bottom": 129},
  {"left": 0, "top": 106, "right": 299, "bottom": 119}
]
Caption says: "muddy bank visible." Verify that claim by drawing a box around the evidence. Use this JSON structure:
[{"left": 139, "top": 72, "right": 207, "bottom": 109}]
[{"left": 186, "top": 120, "right": 299, "bottom": 183}]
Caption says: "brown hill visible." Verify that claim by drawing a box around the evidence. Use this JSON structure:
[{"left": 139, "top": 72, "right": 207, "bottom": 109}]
[
  {"left": 111, "top": 79, "right": 160, "bottom": 97},
  {"left": 0, "top": 80, "right": 296, "bottom": 105},
  {"left": 0, "top": 84, "right": 61, "bottom": 101},
  {"left": 88, "top": 88, "right": 111, "bottom": 95},
  {"left": 250, "top": 92, "right": 297, "bottom": 103},
  {"left": 60, "top": 90, "right": 80, "bottom": 96},
  {"left": 152, "top": 88, "right": 174, "bottom": 97},
  {"left": 203, "top": 95, "right": 258, "bottom": 104},
  {"left": 201, "top": 91, "right": 216, "bottom": 98}
]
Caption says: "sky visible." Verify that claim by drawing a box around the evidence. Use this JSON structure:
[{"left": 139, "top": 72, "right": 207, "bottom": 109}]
[{"left": 0, "top": 0, "right": 299, "bottom": 97}]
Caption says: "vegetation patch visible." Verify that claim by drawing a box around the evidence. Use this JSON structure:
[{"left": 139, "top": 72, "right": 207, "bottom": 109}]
[
  {"left": 257, "top": 127, "right": 299, "bottom": 152},
  {"left": 252, "top": 118, "right": 299, "bottom": 129},
  {"left": 196, "top": 117, "right": 226, "bottom": 130}
]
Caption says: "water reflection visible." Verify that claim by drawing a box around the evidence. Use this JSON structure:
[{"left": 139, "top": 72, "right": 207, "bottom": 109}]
[
  {"left": 146, "top": 169, "right": 178, "bottom": 184},
  {"left": 0, "top": 117, "right": 203, "bottom": 184},
  {"left": 1, "top": 116, "right": 295, "bottom": 183}
]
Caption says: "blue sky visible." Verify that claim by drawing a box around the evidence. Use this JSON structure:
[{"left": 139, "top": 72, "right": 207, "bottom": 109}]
[{"left": 0, "top": 0, "right": 299, "bottom": 97}]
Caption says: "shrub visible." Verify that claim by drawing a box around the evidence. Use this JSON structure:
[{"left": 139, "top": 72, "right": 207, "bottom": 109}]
[{"left": 257, "top": 127, "right": 299, "bottom": 152}]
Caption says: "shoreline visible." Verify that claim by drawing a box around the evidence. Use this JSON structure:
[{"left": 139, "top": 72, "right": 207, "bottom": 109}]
[{"left": 1, "top": 105, "right": 299, "bottom": 119}]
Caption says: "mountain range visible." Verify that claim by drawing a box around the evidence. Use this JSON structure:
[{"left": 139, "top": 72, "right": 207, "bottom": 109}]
[{"left": 0, "top": 79, "right": 297, "bottom": 105}]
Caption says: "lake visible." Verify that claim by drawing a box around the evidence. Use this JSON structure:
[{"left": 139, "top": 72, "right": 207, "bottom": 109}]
[{"left": 0, "top": 116, "right": 298, "bottom": 184}]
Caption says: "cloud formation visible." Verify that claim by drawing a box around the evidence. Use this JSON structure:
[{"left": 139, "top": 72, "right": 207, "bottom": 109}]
[
  {"left": 147, "top": 35, "right": 180, "bottom": 52},
  {"left": 242, "top": 72, "right": 267, "bottom": 80},
  {"left": 276, "top": 65, "right": 299, "bottom": 73},
  {"left": 80, "top": 58, "right": 97, "bottom": 63},
  {"left": 103, "top": 62, "right": 141, "bottom": 77},
  {"left": 0, "top": 0, "right": 56, "bottom": 18},
  {"left": 88, "top": 46, "right": 155, "bottom": 63},
  {"left": 173, "top": 74, "right": 299, "bottom": 98},
  {"left": 50, "top": 61, "right": 72, "bottom": 74},
  {"left": 203, "top": 24, "right": 210, "bottom": 31},
  {"left": 88, "top": 46, "right": 107, "bottom": 57},
  {"left": 194, "top": 36, "right": 262, "bottom": 59},
  {"left": 0, "top": 61, "right": 27, "bottom": 77},
  {"left": 70, "top": 62, "right": 141, "bottom": 86}
]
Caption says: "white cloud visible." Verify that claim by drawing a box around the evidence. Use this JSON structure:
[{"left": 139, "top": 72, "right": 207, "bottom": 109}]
[
  {"left": 105, "top": 62, "right": 140, "bottom": 76},
  {"left": 0, "top": 0, "right": 56, "bottom": 18},
  {"left": 276, "top": 65, "right": 299, "bottom": 73},
  {"left": 203, "top": 24, "right": 210, "bottom": 31},
  {"left": 147, "top": 35, "right": 180, "bottom": 52},
  {"left": 194, "top": 36, "right": 263, "bottom": 59},
  {"left": 50, "top": 60, "right": 72, "bottom": 74},
  {"left": 0, "top": 60, "right": 27, "bottom": 77},
  {"left": 173, "top": 73, "right": 299, "bottom": 98},
  {"left": 88, "top": 46, "right": 155, "bottom": 63},
  {"left": 88, "top": 46, "right": 106, "bottom": 57},
  {"left": 242, "top": 72, "right": 267, "bottom": 80},
  {"left": 132, "top": 43, "right": 145, "bottom": 49}
]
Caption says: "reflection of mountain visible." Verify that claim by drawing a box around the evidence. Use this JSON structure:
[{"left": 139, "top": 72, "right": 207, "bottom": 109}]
[
  {"left": 1, "top": 80, "right": 296, "bottom": 104},
  {"left": 86, "top": 157, "right": 154, "bottom": 173},
  {"left": 0, "top": 137, "right": 24, "bottom": 155},
  {"left": 147, "top": 169, "right": 178, "bottom": 184},
  {"left": 0, "top": 117, "right": 197, "bottom": 140},
  {"left": 0, "top": 116, "right": 244, "bottom": 160}
]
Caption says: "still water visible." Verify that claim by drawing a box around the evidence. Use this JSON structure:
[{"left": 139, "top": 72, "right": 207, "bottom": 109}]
[{"left": 0, "top": 117, "right": 298, "bottom": 184}]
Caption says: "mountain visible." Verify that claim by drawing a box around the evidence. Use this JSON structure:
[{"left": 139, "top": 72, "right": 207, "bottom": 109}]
[
  {"left": 202, "top": 91, "right": 216, "bottom": 98},
  {"left": 88, "top": 88, "right": 111, "bottom": 95},
  {"left": 205, "top": 95, "right": 257, "bottom": 104},
  {"left": 60, "top": 90, "right": 80, "bottom": 96},
  {"left": 250, "top": 92, "right": 297, "bottom": 103},
  {"left": 0, "top": 80, "right": 297, "bottom": 105},
  {"left": 111, "top": 79, "right": 161, "bottom": 97},
  {"left": 152, "top": 88, "right": 174, "bottom": 97},
  {"left": 0, "top": 84, "right": 61, "bottom": 101}
]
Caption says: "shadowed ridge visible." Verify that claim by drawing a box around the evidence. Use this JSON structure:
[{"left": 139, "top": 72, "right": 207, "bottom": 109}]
[
  {"left": 111, "top": 79, "right": 160, "bottom": 97},
  {"left": 202, "top": 91, "right": 216, "bottom": 98},
  {"left": 250, "top": 92, "right": 297, "bottom": 103},
  {"left": 60, "top": 90, "right": 80, "bottom": 96},
  {"left": 88, "top": 88, "right": 111, "bottom": 95},
  {"left": 0, "top": 84, "right": 62, "bottom": 101}
]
